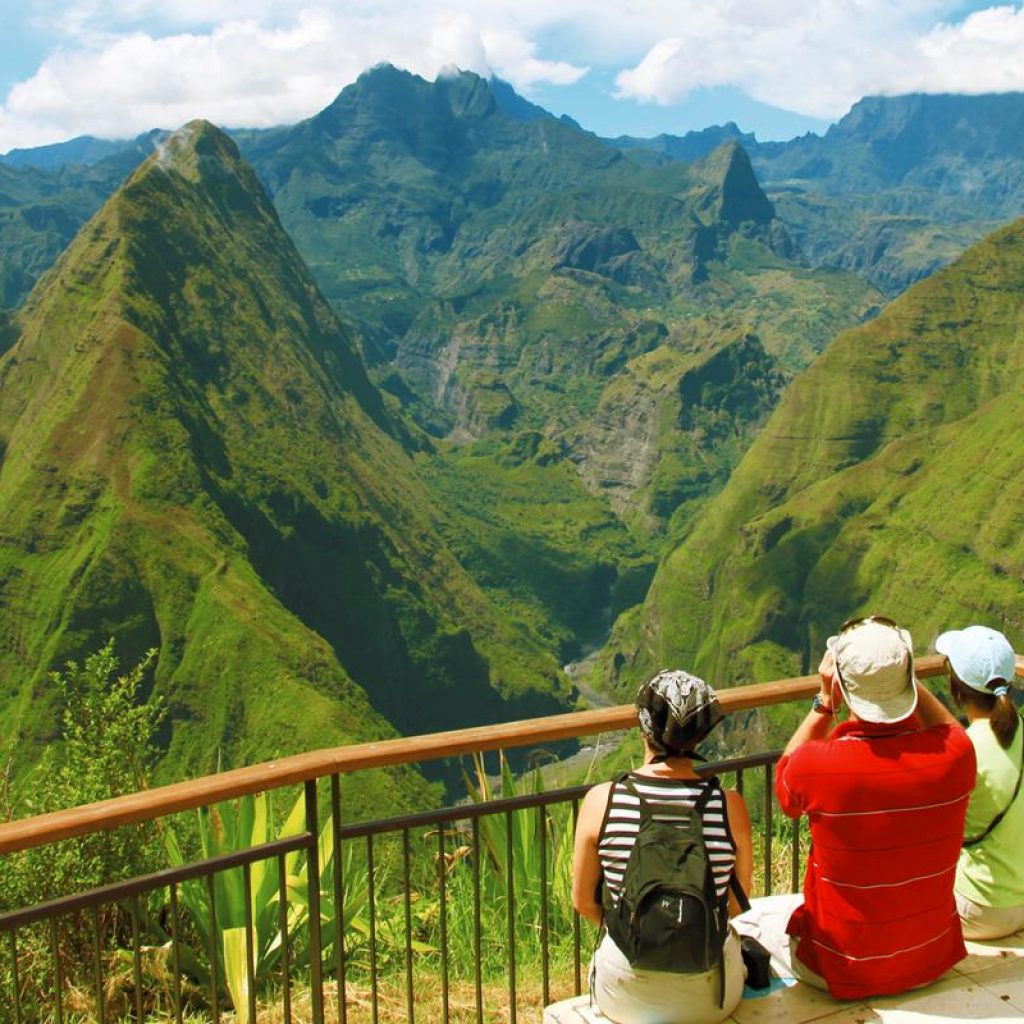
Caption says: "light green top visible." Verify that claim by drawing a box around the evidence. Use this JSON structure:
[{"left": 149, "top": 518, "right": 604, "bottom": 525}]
[{"left": 956, "top": 718, "right": 1024, "bottom": 908}]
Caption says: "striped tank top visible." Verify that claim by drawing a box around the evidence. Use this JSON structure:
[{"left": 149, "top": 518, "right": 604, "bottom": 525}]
[{"left": 598, "top": 773, "right": 736, "bottom": 903}]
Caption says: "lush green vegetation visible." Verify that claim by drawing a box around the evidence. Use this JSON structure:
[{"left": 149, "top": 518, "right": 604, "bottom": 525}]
[
  {"left": 0, "top": 122, "right": 572, "bottom": 802},
  {"left": 597, "top": 214, "right": 1024, "bottom": 746},
  {"left": 1, "top": 69, "right": 1022, "bottom": 815},
  {"left": 0, "top": 663, "right": 588, "bottom": 1022}
]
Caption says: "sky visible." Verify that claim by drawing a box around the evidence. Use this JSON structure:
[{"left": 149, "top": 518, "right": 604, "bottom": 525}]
[{"left": 1, "top": 1, "right": 1022, "bottom": 154}]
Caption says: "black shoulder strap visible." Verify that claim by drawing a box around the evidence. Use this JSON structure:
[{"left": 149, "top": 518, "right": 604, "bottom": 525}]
[
  {"left": 729, "top": 872, "right": 751, "bottom": 913},
  {"left": 963, "top": 724, "right": 1024, "bottom": 848},
  {"left": 693, "top": 774, "right": 718, "bottom": 815},
  {"left": 617, "top": 773, "right": 652, "bottom": 823}
]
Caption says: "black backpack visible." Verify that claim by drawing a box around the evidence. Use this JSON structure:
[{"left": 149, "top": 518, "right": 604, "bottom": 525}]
[{"left": 601, "top": 774, "right": 737, "bottom": 992}]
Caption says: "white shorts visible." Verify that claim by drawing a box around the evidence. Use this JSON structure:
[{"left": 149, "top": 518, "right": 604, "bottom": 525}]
[
  {"left": 956, "top": 891, "right": 1024, "bottom": 941},
  {"left": 590, "top": 928, "right": 744, "bottom": 1024}
]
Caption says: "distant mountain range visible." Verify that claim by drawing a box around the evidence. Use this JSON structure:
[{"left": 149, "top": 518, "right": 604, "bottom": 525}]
[
  {"left": 1, "top": 69, "right": 1023, "bottom": 791},
  {"left": 7, "top": 82, "right": 1024, "bottom": 304},
  {"left": 615, "top": 92, "right": 1024, "bottom": 295}
]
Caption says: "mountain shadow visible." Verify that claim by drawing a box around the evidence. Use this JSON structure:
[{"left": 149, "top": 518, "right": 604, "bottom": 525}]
[{"left": 0, "top": 121, "right": 569, "bottom": 805}]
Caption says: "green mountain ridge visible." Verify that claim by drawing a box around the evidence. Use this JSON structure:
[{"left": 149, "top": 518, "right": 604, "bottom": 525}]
[
  {"left": 0, "top": 121, "right": 572, "bottom": 802},
  {"left": 597, "top": 214, "right": 1024, "bottom": 717},
  {"left": 4, "top": 72, "right": 1018, "bottom": 783},
  {"left": 239, "top": 67, "right": 875, "bottom": 538}
]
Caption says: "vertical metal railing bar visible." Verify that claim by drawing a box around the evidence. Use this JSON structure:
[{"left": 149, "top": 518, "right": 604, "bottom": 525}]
[
  {"left": 437, "top": 822, "right": 449, "bottom": 1023},
  {"left": 8, "top": 930, "right": 22, "bottom": 1024},
  {"left": 170, "top": 882, "right": 183, "bottom": 1024},
  {"left": 331, "top": 775, "right": 347, "bottom": 1024},
  {"left": 471, "top": 815, "right": 483, "bottom": 1024},
  {"left": 90, "top": 905, "right": 105, "bottom": 1024},
  {"left": 243, "top": 861, "right": 257, "bottom": 1024},
  {"left": 131, "top": 894, "right": 144, "bottom": 1023},
  {"left": 538, "top": 804, "right": 550, "bottom": 1007},
  {"left": 402, "top": 828, "right": 415, "bottom": 1024},
  {"left": 277, "top": 852, "right": 292, "bottom": 1024},
  {"left": 206, "top": 872, "right": 220, "bottom": 1023},
  {"left": 571, "top": 798, "right": 581, "bottom": 996},
  {"left": 505, "top": 809, "right": 516, "bottom": 1024},
  {"left": 50, "top": 917, "right": 63, "bottom": 1024},
  {"left": 304, "top": 779, "right": 325, "bottom": 1024},
  {"left": 0, "top": 743, "right": 792, "bottom": 1024},
  {"left": 367, "top": 833, "right": 379, "bottom": 1024},
  {"left": 736, "top": 769, "right": 744, "bottom": 798}
]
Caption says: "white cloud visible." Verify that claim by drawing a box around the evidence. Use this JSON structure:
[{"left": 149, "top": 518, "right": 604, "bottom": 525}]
[
  {"left": 0, "top": 4, "right": 588, "bottom": 151},
  {"left": 613, "top": 1, "right": 1024, "bottom": 120},
  {"left": 906, "top": 5, "right": 1024, "bottom": 93},
  {"left": 3, "top": 1, "right": 1024, "bottom": 152}
]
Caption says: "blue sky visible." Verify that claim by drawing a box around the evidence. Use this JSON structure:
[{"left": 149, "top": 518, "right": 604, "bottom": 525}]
[{"left": 0, "top": 1, "right": 1017, "bottom": 153}]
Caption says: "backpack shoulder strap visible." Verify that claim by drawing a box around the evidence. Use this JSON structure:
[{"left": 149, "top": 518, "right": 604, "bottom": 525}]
[
  {"left": 693, "top": 774, "right": 719, "bottom": 815},
  {"left": 617, "top": 773, "right": 654, "bottom": 823}
]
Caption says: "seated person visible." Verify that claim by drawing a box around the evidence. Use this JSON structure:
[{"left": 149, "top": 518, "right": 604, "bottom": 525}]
[
  {"left": 572, "top": 669, "right": 752, "bottom": 1024},
  {"left": 937, "top": 625, "right": 1024, "bottom": 939},
  {"left": 772, "top": 616, "right": 976, "bottom": 999}
]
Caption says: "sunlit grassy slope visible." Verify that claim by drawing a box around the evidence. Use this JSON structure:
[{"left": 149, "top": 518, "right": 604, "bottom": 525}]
[
  {"left": 0, "top": 122, "right": 577, "bottom": 802},
  {"left": 597, "top": 215, "right": 1024, "bottom": 724}
]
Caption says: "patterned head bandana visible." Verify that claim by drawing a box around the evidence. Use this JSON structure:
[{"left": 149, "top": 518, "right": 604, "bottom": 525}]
[{"left": 635, "top": 669, "right": 724, "bottom": 758}]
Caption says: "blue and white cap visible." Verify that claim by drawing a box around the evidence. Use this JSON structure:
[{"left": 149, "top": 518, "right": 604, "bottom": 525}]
[{"left": 936, "top": 625, "right": 1018, "bottom": 694}]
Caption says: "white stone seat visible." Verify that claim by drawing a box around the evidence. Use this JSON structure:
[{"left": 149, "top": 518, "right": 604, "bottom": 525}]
[
  {"left": 543, "top": 993, "right": 606, "bottom": 1022},
  {"left": 544, "top": 899, "right": 1024, "bottom": 1024}
]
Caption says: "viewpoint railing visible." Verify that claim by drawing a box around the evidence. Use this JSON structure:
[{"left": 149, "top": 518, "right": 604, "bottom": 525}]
[{"left": 0, "top": 655, "right": 984, "bottom": 1023}]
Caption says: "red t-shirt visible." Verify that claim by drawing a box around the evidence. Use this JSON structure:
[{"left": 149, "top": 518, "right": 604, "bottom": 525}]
[{"left": 776, "top": 718, "right": 976, "bottom": 999}]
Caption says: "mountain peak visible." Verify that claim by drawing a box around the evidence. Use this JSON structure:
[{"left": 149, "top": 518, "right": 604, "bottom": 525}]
[
  {"left": 692, "top": 141, "right": 776, "bottom": 225},
  {"left": 150, "top": 119, "right": 243, "bottom": 182},
  {"left": 313, "top": 63, "right": 499, "bottom": 141}
]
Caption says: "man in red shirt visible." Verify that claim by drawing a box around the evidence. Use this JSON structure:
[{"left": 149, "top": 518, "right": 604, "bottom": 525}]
[{"left": 774, "top": 616, "right": 976, "bottom": 999}]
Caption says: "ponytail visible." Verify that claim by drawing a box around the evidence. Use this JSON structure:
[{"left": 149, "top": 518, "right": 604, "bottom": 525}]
[
  {"left": 952, "top": 675, "right": 1020, "bottom": 750},
  {"left": 990, "top": 687, "right": 1020, "bottom": 750}
]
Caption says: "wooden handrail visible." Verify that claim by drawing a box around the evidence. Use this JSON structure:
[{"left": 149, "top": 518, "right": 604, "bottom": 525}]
[{"left": 0, "top": 653, "right": 1000, "bottom": 855}]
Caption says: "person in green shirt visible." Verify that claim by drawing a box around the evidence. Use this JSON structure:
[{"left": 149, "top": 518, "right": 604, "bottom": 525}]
[{"left": 937, "top": 625, "right": 1024, "bottom": 940}]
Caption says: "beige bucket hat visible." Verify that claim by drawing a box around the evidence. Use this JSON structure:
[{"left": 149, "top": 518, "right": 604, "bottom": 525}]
[{"left": 827, "top": 616, "right": 917, "bottom": 724}]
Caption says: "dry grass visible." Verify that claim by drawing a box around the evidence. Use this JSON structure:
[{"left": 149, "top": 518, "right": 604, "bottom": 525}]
[{"left": 57, "top": 966, "right": 585, "bottom": 1023}]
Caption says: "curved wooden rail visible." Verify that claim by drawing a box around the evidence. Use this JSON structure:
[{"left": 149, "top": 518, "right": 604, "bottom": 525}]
[{"left": 0, "top": 653, "right": 1002, "bottom": 855}]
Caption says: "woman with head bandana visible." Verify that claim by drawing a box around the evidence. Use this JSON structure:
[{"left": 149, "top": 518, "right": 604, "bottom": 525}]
[{"left": 572, "top": 669, "right": 753, "bottom": 1023}]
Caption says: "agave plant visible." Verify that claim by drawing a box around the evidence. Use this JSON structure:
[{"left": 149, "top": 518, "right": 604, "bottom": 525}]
[
  {"left": 165, "top": 785, "right": 404, "bottom": 1019},
  {"left": 452, "top": 753, "right": 577, "bottom": 973},
  {"left": 165, "top": 790, "right": 303, "bottom": 1017}
]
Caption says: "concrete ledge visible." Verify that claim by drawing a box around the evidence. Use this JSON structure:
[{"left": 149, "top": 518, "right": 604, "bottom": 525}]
[
  {"left": 545, "top": 917, "right": 1024, "bottom": 1023},
  {"left": 543, "top": 994, "right": 606, "bottom": 1022}
]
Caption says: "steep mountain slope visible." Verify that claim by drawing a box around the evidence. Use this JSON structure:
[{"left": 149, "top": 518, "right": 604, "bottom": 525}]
[
  {"left": 240, "top": 67, "right": 877, "bottom": 538},
  {"left": 598, "top": 216, "right": 1024, "bottom": 711},
  {"left": 0, "top": 121, "right": 570, "bottom": 796}
]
